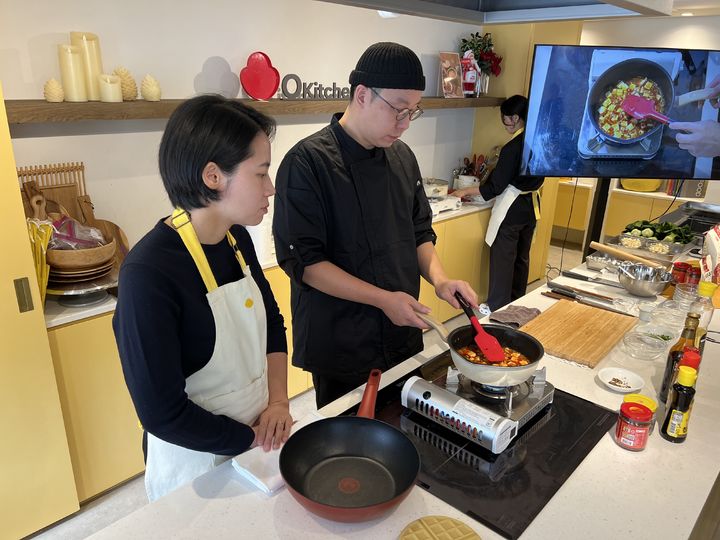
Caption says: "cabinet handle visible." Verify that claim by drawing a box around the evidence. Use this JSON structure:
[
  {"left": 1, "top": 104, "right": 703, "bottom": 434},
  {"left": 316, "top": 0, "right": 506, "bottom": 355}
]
[{"left": 14, "top": 277, "right": 34, "bottom": 313}]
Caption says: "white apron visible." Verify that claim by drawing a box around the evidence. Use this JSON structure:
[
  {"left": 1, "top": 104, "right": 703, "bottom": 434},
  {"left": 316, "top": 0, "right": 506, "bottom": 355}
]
[
  {"left": 483, "top": 128, "right": 541, "bottom": 247},
  {"left": 144, "top": 209, "right": 269, "bottom": 501}
]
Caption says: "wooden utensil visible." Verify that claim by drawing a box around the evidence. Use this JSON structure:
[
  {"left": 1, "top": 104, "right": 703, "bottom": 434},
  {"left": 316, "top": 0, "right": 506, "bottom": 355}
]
[
  {"left": 520, "top": 299, "right": 637, "bottom": 368},
  {"left": 29, "top": 194, "right": 48, "bottom": 220},
  {"left": 589, "top": 241, "right": 665, "bottom": 269},
  {"left": 77, "top": 195, "right": 130, "bottom": 266},
  {"left": 675, "top": 87, "right": 719, "bottom": 107},
  {"left": 22, "top": 180, "right": 68, "bottom": 218},
  {"left": 454, "top": 291, "right": 504, "bottom": 363},
  {"left": 621, "top": 95, "right": 673, "bottom": 124},
  {"left": 17, "top": 162, "right": 86, "bottom": 222}
]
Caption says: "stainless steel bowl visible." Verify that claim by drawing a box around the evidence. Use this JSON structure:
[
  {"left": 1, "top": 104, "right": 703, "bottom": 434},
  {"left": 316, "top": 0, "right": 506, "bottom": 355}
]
[{"left": 618, "top": 263, "right": 673, "bottom": 297}]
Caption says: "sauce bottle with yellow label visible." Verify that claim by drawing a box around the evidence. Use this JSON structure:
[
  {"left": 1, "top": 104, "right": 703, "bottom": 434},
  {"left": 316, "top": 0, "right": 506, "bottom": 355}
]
[{"left": 660, "top": 366, "right": 697, "bottom": 443}]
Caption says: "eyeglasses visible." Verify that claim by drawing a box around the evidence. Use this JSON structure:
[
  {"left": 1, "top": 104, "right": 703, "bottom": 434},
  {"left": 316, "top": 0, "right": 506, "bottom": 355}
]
[{"left": 370, "top": 88, "right": 424, "bottom": 122}]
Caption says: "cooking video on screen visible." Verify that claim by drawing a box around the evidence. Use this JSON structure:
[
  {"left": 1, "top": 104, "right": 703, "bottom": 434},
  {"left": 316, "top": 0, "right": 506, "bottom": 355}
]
[{"left": 520, "top": 45, "right": 720, "bottom": 180}]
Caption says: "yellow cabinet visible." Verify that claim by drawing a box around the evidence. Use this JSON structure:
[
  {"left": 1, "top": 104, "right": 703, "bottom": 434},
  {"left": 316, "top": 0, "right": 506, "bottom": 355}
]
[
  {"left": 263, "top": 266, "right": 311, "bottom": 397},
  {"left": 47, "top": 313, "right": 145, "bottom": 502},
  {"left": 418, "top": 221, "right": 446, "bottom": 317},
  {"left": 436, "top": 211, "right": 490, "bottom": 322},
  {"left": 0, "top": 85, "right": 79, "bottom": 538},
  {"left": 650, "top": 197, "right": 684, "bottom": 219},
  {"left": 552, "top": 182, "right": 591, "bottom": 235},
  {"left": 603, "top": 191, "right": 654, "bottom": 238},
  {"left": 529, "top": 180, "right": 560, "bottom": 283}
]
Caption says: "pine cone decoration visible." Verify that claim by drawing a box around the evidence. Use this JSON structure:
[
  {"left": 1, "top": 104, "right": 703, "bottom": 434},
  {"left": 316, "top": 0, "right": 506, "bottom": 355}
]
[
  {"left": 140, "top": 74, "right": 161, "bottom": 102},
  {"left": 43, "top": 78, "right": 64, "bottom": 102},
  {"left": 113, "top": 66, "right": 137, "bottom": 101}
]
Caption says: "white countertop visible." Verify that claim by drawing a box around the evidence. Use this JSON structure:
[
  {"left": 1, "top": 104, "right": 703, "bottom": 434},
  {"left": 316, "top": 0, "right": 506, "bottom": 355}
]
[
  {"left": 87, "top": 271, "right": 720, "bottom": 540},
  {"left": 44, "top": 294, "right": 117, "bottom": 329}
]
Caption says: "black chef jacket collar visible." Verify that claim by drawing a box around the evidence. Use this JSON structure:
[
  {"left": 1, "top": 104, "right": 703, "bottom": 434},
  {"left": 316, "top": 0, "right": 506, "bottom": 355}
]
[{"left": 330, "top": 113, "right": 381, "bottom": 165}]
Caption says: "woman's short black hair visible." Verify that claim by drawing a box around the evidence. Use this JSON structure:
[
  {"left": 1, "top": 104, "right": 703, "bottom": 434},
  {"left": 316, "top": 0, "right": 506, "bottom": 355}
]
[
  {"left": 500, "top": 94, "right": 529, "bottom": 122},
  {"left": 158, "top": 94, "right": 276, "bottom": 210}
]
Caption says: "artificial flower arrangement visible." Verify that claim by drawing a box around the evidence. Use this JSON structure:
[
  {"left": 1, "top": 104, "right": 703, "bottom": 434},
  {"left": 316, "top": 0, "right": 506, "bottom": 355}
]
[{"left": 459, "top": 32, "right": 503, "bottom": 96}]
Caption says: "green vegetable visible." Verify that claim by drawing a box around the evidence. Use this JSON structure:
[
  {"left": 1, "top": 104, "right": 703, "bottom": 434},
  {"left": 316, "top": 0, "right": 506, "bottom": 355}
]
[
  {"left": 650, "top": 333, "right": 672, "bottom": 341},
  {"left": 630, "top": 229, "right": 642, "bottom": 236},
  {"left": 642, "top": 228, "right": 654, "bottom": 238}
]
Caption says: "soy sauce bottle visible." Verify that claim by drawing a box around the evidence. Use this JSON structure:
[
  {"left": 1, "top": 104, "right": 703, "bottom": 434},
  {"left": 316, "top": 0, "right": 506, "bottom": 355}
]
[
  {"left": 659, "top": 313, "right": 699, "bottom": 404},
  {"left": 660, "top": 366, "right": 697, "bottom": 443}
]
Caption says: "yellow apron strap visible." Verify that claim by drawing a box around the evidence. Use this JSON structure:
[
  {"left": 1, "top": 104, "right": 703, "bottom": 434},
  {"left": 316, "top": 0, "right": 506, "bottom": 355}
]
[
  {"left": 511, "top": 128, "right": 541, "bottom": 220},
  {"left": 170, "top": 208, "right": 218, "bottom": 292},
  {"left": 519, "top": 190, "right": 541, "bottom": 221},
  {"left": 225, "top": 231, "right": 248, "bottom": 270},
  {"left": 169, "top": 209, "right": 249, "bottom": 293}
]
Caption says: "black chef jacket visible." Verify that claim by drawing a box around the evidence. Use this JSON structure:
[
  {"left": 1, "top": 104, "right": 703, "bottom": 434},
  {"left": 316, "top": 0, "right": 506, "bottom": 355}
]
[
  {"left": 273, "top": 115, "right": 436, "bottom": 379},
  {"left": 480, "top": 133, "right": 544, "bottom": 225}
]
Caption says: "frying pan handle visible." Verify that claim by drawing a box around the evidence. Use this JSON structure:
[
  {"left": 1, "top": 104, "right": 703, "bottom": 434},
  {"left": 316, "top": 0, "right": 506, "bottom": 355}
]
[
  {"left": 415, "top": 312, "right": 449, "bottom": 343},
  {"left": 356, "top": 369, "right": 382, "bottom": 419}
]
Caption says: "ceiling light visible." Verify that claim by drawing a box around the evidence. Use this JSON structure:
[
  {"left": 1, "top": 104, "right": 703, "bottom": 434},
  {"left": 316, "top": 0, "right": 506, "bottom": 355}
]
[
  {"left": 681, "top": 11, "right": 694, "bottom": 16},
  {"left": 377, "top": 11, "right": 400, "bottom": 18}
]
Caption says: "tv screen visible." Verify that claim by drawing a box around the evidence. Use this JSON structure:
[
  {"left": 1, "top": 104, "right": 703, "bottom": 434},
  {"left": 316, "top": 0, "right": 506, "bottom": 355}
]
[{"left": 520, "top": 45, "right": 720, "bottom": 180}]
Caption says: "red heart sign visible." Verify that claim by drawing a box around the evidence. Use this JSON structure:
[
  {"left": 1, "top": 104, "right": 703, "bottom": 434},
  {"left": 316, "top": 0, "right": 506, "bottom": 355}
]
[{"left": 240, "top": 52, "right": 280, "bottom": 101}]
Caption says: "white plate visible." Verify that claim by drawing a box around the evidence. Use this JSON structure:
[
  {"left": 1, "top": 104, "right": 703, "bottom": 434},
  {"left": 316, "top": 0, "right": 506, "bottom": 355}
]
[{"left": 598, "top": 367, "right": 644, "bottom": 393}]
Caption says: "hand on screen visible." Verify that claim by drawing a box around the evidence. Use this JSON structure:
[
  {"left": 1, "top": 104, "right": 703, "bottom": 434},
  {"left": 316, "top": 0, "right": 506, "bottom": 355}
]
[
  {"left": 708, "top": 74, "right": 720, "bottom": 109},
  {"left": 669, "top": 119, "right": 720, "bottom": 158}
]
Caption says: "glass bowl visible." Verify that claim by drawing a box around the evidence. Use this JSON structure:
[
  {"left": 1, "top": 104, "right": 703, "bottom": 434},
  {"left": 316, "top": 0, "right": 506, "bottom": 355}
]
[
  {"left": 634, "top": 322, "right": 679, "bottom": 344},
  {"left": 622, "top": 330, "right": 668, "bottom": 361}
]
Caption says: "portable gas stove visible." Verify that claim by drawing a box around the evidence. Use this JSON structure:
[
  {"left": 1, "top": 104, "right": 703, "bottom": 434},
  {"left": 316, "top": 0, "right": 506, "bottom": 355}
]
[
  {"left": 401, "top": 366, "right": 554, "bottom": 454},
  {"left": 577, "top": 49, "right": 681, "bottom": 160},
  {"left": 351, "top": 349, "right": 616, "bottom": 539}
]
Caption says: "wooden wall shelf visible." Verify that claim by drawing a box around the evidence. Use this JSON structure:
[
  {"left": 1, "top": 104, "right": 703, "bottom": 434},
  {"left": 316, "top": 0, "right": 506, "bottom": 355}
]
[{"left": 5, "top": 96, "right": 504, "bottom": 125}]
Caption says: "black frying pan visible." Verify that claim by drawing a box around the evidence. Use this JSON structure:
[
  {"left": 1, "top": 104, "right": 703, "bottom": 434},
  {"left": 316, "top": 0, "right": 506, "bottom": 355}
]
[
  {"left": 279, "top": 369, "right": 420, "bottom": 522},
  {"left": 587, "top": 58, "right": 675, "bottom": 146}
]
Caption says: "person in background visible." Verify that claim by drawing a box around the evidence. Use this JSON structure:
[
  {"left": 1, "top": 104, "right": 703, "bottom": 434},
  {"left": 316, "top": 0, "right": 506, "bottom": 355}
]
[
  {"left": 273, "top": 42, "right": 478, "bottom": 409},
  {"left": 669, "top": 75, "right": 720, "bottom": 158},
  {"left": 453, "top": 95, "right": 544, "bottom": 312},
  {"left": 113, "top": 95, "right": 292, "bottom": 502}
]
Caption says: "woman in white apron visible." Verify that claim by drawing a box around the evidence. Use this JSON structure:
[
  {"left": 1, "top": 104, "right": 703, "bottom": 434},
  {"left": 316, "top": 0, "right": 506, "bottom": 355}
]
[
  {"left": 452, "top": 95, "right": 544, "bottom": 311},
  {"left": 113, "top": 95, "right": 292, "bottom": 501}
]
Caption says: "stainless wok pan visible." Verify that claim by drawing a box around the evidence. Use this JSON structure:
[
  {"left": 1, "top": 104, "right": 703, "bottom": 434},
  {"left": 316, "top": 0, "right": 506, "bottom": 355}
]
[
  {"left": 419, "top": 314, "right": 544, "bottom": 387},
  {"left": 587, "top": 58, "right": 675, "bottom": 146}
]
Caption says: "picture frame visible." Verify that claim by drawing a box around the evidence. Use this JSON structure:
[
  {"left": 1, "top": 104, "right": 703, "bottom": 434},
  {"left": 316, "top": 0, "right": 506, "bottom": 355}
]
[{"left": 438, "top": 52, "right": 464, "bottom": 98}]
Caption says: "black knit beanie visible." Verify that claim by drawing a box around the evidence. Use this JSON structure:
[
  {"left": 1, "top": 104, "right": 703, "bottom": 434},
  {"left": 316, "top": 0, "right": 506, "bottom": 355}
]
[{"left": 349, "top": 42, "right": 425, "bottom": 91}]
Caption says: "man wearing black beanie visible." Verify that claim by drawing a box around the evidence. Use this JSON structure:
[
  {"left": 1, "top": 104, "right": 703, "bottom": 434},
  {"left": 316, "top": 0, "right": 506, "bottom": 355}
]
[{"left": 273, "top": 42, "right": 478, "bottom": 408}]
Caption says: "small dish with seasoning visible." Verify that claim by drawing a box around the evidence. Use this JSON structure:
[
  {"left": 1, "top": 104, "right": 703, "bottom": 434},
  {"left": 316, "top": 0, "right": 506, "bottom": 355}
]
[{"left": 598, "top": 367, "right": 644, "bottom": 393}]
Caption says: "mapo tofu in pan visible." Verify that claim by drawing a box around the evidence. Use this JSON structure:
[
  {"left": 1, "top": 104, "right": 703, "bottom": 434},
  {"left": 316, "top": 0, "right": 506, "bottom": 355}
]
[
  {"left": 597, "top": 77, "right": 665, "bottom": 140},
  {"left": 457, "top": 344, "right": 531, "bottom": 367}
]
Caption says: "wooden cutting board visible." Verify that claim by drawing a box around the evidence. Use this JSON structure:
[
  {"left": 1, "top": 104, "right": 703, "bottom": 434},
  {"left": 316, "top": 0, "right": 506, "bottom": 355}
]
[{"left": 519, "top": 299, "right": 636, "bottom": 368}]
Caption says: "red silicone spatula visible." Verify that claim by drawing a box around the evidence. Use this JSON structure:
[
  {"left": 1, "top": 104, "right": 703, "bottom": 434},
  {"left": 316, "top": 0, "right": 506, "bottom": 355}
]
[
  {"left": 621, "top": 95, "right": 673, "bottom": 124},
  {"left": 454, "top": 291, "right": 505, "bottom": 363}
]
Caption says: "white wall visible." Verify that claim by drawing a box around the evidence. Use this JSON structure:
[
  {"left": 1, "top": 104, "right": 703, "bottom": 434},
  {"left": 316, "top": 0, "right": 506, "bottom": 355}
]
[{"left": 1, "top": 0, "right": 482, "bottom": 263}]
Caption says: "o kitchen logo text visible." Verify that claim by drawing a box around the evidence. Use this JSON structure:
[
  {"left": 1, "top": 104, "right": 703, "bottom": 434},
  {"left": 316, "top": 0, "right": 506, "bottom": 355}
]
[
  {"left": 239, "top": 51, "right": 350, "bottom": 101},
  {"left": 281, "top": 75, "right": 350, "bottom": 100}
]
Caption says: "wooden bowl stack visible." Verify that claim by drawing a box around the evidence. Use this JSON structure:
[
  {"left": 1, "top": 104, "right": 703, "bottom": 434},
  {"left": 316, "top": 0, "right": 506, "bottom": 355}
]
[{"left": 47, "top": 238, "right": 117, "bottom": 284}]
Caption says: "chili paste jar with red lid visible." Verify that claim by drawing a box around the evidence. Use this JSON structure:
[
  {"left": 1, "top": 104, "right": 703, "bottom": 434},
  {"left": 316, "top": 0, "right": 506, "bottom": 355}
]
[{"left": 615, "top": 402, "right": 653, "bottom": 451}]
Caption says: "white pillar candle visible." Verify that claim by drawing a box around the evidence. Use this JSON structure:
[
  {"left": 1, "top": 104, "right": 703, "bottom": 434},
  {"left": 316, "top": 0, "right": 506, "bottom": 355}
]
[
  {"left": 98, "top": 74, "right": 123, "bottom": 102},
  {"left": 57, "top": 44, "right": 87, "bottom": 102},
  {"left": 70, "top": 32, "right": 103, "bottom": 101}
]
